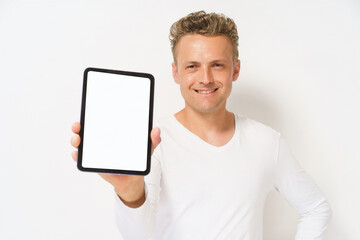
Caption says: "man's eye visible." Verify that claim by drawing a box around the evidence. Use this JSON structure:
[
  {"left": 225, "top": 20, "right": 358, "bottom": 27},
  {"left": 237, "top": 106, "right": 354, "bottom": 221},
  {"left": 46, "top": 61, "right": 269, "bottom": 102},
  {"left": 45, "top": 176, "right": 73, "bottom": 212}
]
[
  {"left": 187, "top": 65, "right": 195, "bottom": 69},
  {"left": 215, "top": 63, "right": 223, "bottom": 67}
]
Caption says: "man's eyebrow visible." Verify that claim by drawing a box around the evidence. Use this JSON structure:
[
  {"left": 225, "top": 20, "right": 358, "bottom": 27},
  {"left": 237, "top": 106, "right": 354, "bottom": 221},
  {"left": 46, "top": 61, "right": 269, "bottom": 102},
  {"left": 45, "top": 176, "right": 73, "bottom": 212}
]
[
  {"left": 182, "top": 61, "right": 199, "bottom": 65},
  {"left": 182, "top": 59, "right": 229, "bottom": 65},
  {"left": 209, "top": 58, "right": 229, "bottom": 63}
]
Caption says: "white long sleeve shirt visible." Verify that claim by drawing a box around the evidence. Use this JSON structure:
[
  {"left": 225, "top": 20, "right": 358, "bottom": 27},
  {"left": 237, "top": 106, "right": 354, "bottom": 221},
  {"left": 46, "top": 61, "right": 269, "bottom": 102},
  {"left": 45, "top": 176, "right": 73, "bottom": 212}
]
[{"left": 115, "top": 114, "right": 331, "bottom": 239}]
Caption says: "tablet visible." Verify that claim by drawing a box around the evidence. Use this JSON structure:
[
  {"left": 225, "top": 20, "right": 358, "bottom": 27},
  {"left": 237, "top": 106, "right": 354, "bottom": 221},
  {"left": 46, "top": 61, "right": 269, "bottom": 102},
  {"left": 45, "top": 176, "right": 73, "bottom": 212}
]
[{"left": 77, "top": 67, "right": 154, "bottom": 175}]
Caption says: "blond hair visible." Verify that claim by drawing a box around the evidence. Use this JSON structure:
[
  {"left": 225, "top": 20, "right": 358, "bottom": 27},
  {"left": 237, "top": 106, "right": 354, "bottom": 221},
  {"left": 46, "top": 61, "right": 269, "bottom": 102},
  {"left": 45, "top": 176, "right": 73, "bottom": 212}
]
[{"left": 169, "top": 11, "right": 239, "bottom": 64}]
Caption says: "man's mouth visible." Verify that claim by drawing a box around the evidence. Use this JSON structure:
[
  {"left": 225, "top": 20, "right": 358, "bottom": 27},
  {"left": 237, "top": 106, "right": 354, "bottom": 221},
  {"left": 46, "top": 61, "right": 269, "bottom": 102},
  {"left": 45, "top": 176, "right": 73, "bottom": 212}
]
[{"left": 195, "top": 88, "right": 218, "bottom": 94}]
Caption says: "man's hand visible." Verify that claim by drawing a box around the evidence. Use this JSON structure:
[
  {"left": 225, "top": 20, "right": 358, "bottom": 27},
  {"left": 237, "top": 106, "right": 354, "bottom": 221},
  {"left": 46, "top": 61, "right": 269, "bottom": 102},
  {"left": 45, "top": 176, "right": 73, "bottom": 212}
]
[{"left": 71, "top": 122, "right": 161, "bottom": 208}]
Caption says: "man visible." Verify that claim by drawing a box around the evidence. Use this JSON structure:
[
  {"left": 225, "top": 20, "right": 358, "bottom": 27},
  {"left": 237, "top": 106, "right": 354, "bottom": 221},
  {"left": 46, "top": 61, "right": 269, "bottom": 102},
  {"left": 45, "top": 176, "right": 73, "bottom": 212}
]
[{"left": 71, "top": 11, "right": 331, "bottom": 239}]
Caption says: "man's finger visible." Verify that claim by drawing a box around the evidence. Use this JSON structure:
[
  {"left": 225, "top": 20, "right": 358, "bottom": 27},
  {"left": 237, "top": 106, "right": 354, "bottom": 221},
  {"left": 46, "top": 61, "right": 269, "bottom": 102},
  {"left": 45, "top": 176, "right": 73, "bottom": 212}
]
[
  {"left": 151, "top": 127, "right": 161, "bottom": 154},
  {"left": 72, "top": 122, "right": 81, "bottom": 134},
  {"left": 72, "top": 150, "right": 78, "bottom": 162},
  {"left": 71, "top": 135, "right": 81, "bottom": 148}
]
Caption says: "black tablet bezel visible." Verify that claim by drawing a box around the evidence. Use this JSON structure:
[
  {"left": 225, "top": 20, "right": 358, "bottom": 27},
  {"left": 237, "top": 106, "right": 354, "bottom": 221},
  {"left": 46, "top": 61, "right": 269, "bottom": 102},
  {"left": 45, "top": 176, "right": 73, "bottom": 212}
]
[{"left": 77, "top": 67, "right": 154, "bottom": 175}]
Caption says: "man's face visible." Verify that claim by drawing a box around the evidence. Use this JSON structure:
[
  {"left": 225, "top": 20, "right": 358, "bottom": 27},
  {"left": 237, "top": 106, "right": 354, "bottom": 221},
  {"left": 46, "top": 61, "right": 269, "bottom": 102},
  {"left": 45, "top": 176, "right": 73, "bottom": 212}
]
[{"left": 172, "top": 34, "right": 240, "bottom": 114}]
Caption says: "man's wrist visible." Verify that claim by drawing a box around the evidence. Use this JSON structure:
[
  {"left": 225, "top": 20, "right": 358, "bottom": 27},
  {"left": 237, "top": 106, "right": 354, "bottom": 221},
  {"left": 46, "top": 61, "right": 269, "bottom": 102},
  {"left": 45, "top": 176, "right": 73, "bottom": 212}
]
[{"left": 115, "top": 183, "right": 146, "bottom": 208}]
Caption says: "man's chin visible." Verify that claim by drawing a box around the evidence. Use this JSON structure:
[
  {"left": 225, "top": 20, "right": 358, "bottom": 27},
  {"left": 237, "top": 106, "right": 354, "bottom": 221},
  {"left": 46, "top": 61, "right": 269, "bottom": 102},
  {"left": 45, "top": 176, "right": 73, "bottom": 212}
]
[{"left": 186, "top": 103, "right": 224, "bottom": 115}]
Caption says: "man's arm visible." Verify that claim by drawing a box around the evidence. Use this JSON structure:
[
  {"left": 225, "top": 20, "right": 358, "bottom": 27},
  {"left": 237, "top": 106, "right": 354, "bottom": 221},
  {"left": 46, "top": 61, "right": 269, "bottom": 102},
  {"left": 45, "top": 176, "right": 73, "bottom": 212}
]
[
  {"left": 114, "top": 151, "right": 162, "bottom": 239},
  {"left": 275, "top": 137, "right": 332, "bottom": 239}
]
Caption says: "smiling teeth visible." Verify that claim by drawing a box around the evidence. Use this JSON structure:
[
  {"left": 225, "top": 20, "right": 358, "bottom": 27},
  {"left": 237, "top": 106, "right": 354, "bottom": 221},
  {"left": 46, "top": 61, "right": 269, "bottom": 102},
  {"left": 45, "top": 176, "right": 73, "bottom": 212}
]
[{"left": 198, "top": 89, "right": 216, "bottom": 93}]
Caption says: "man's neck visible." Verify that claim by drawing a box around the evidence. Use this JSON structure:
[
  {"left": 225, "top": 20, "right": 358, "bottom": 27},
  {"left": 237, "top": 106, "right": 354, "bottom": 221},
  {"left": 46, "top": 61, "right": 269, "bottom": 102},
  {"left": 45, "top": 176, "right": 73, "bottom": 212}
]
[{"left": 174, "top": 106, "right": 235, "bottom": 147}]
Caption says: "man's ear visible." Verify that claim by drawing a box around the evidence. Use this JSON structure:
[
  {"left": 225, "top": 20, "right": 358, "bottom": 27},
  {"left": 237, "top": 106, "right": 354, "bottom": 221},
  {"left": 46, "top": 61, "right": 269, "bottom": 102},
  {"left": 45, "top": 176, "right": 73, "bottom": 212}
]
[
  {"left": 172, "top": 62, "right": 179, "bottom": 84},
  {"left": 232, "top": 60, "right": 241, "bottom": 82}
]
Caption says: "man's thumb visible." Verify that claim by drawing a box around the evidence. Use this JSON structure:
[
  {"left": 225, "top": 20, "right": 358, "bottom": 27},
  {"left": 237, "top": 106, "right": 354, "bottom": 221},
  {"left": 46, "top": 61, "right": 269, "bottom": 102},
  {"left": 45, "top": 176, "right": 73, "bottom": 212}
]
[{"left": 151, "top": 127, "right": 161, "bottom": 154}]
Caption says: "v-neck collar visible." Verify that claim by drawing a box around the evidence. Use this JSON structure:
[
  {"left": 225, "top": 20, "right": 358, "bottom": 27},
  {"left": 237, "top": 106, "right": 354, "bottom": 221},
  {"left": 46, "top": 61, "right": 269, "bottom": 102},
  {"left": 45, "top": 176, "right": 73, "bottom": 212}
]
[{"left": 170, "top": 113, "right": 239, "bottom": 152}]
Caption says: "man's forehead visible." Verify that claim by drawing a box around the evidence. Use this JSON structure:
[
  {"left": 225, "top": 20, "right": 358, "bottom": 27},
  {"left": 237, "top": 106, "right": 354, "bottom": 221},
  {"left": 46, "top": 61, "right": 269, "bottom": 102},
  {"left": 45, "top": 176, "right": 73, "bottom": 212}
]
[
  {"left": 175, "top": 34, "right": 233, "bottom": 63},
  {"left": 177, "top": 34, "right": 232, "bottom": 46}
]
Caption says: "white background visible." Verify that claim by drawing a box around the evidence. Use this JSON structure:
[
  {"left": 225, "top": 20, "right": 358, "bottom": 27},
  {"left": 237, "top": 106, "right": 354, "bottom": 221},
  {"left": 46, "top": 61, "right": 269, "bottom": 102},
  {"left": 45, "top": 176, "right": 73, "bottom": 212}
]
[{"left": 0, "top": 0, "right": 359, "bottom": 239}]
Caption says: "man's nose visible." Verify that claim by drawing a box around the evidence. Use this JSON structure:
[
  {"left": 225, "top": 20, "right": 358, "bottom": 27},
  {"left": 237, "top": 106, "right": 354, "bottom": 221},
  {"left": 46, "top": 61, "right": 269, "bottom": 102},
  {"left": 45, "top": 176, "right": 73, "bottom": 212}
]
[{"left": 200, "top": 67, "right": 214, "bottom": 85}]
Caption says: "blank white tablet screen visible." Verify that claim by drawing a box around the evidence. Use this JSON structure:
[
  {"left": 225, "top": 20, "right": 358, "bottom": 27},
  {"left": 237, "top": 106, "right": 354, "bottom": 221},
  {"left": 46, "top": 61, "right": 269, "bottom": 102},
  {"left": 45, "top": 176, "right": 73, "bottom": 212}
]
[{"left": 81, "top": 71, "right": 150, "bottom": 172}]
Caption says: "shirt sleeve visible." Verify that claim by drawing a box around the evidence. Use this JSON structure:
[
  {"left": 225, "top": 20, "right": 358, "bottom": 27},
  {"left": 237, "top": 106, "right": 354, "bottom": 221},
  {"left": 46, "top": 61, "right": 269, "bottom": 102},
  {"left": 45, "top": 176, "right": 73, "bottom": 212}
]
[
  {"left": 114, "top": 151, "right": 162, "bottom": 240},
  {"left": 275, "top": 136, "right": 332, "bottom": 240}
]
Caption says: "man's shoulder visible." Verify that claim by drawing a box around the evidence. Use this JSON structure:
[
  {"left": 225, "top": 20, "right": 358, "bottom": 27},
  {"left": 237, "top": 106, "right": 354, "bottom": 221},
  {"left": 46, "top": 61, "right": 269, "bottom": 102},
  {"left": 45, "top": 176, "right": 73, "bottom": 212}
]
[
  {"left": 154, "top": 114, "right": 175, "bottom": 128},
  {"left": 234, "top": 113, "right": 281, "bottom": 139}
]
